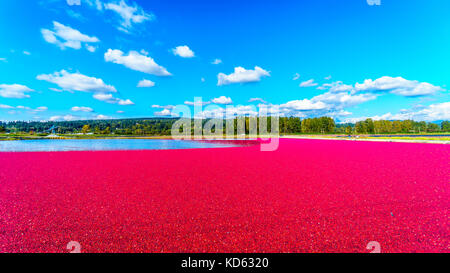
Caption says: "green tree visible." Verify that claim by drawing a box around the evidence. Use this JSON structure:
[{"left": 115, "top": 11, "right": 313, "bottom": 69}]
[
  {"left": 427, "top": 123, "right": 440, "bottom": 132},
  {"left": 442, "top": 121, "right": 450, "bottom": 132},
  {"left": 81, "top": 125, "right": 90, "bottom": 134},
  {"left": 345, "top": 126, "right": 352, "bottom": 135}
]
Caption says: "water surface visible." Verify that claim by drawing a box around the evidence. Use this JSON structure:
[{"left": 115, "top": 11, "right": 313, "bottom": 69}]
[{"left": 0, "top": 139, "right": 245, "bottom": 152}]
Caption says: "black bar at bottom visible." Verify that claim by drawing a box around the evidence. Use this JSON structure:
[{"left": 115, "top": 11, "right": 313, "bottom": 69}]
[{"left": 0, "top": 253, "right": 443, "bottom": 272}]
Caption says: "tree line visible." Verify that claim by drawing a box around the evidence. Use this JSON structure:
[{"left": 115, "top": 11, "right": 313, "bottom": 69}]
[{"left": 0, "top": 117, "right": 449, "bottom": 135}]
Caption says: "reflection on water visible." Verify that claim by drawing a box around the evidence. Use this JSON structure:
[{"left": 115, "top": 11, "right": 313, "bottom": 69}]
[{"left": 0, "top": 139, "right": 246, "bottom": 152}]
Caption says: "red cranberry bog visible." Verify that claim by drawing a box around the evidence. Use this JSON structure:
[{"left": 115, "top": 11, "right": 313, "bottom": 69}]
[{"left": 0, "top": 139, "right": 448, "bottom": 253}]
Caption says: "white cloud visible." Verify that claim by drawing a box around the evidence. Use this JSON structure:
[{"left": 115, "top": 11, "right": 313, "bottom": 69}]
[
  {"left": 172, "top": 45, "right": 195, "bottom": 58},
  {"left": 211, "top": 96, "right": 233, "bottom": 105},
  {"left": 0, "top": 104, "right": 14, "bottom": 109},
  {"left": 0, "top": 84, "right": 34, "bottom": 98},
  {"left": 104, "top": 0, "right": 154, "bottom": 32},
  {"left": 49, "top": 115, "right": 77, "bottom": 122},
  {"left": 293, "top": 73, "right": 300, "bottom": 80},
  {"left": 72, "top": 106, "right": 94, "bottom": 112},
  {"left": 95, "top": 114, "right": 113, "bottom": 120},
  {"left": 0, "top": 105, "right": 47, "bottom": 112},
  {"left": 0, "top": 58, "right": 6, "bottom": 62},
  {"left": 16, "top": 106, "right": 31, "bottom": 110},
  {"left": 325, "top": 75, "right": 332, "bottom": 80},
  {"left": 92, "top": 93, "right": 114, "bottom": 102},
  {"left": 212, "top": 59, "right": 222, "bottom": 65},
  {"left": 412, "top": 102, "right": 450, "bottom": 121},
  {"left": 299, "top": 79, "right": 318, "bottom": 87},
  {"left": 311, "top": 91, "right": 377, "bottom": 109},
  {"left": 37, "top": 70, "right": 116, "bottom": 93},
  {"left": 23, "top": 51, "right": 31, "bottom": 55},
  {"left": 342, "top": 102, "right": 450, "bottom": 123},
  {"left": 93, "top": 93, "right": 134, "bottom": 105},
  {"left": 35, "top": 106, "right": 48, "bottom": 112},
  {"left": 217, "top": 66, "right": 270, "bottom": 86},
  {"left": 185, "top": 101, "right": 211, "bottom": 106},
  {"left": 355, "top": 76, "right": 444, "bottom": 97},
  {"left": 137, "top": 79, "right": 155, "bottom": 88},
  {"left": 248, "top": 98, "right": 267, "bottom": 103},
  {"left": 280, "top": 99, "right": 327, "bottom": 111},
  {"left": 253, "top": 86, "right": 376, "bottom": 118},
  {"left": 327, "top": 81, "right": 353, "bottom": 92},
  {"left": 49, "top": 88, "right": 63, "bottom": 92},
  {"left": 85, "top": 0, "right": 104, "bottom": 11},
  {"left": 41, "top": 21, "right": 99, "bottom": 52},
  {"left": 316, "top": 77, "right": 443, "bottom": 98},
  {"left": 118, "top": 99, "right": 134, "bottom": 105},
  {"left": 154, "top": 109, "right": 172, "bottom": 116},
  {"left": 195, "top": 106, "right": 258, "bottom": 119},
  {"left": 105, "top": 49, "right": 171, "bottom": 76},
  {"left": 67, "top": 0, "right": 81, "bottom": 5},
  {"left": 85, "top": 45, "right": 97, "bottom": 52},
  {"left": 152, "top": 104, "right": 174, "bottom": 109}
]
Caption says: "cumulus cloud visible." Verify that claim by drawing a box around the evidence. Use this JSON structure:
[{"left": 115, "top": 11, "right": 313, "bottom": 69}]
[
  {"left": 41, "top": 21, "right": 99, "bottom": 52},
  {"left": 280, "top": 99, "right": 327, "bottom": 111},
  {"left": 37, "top": 70, "right": 116, "bottom": 93},
  {"left": 311, "top": 90, "right": 377, "bottom": 109},
  {"left": 342, "top": 101, "right": 450, "bottom": 123},
  {"left": 253, "top": 85, "right": 377, "bottom": 118},
  {"left": 327, "top": 81, "right": 353, "bottom": 92},
  {"left": 412, "top": 102, "right": 450, "bottom": 121},
  {"left": 137, "top": 79, "right": 155, "bottom": 88},
  {"left": 299, "top": 79, "right": 318, "bottom": 87},
  {"left": 93, "top": 93, "right": 134, "bottom": 105},
  {"left": 172, "top": 45, "right": 195, "bottom": 58},
  {"left": 105, "top": 49, "right": 171, "bottom": 76},
  {"left": 354, "top": 76, "right": 444, "bottom": 97},
  {"left": 293, "top": 73, "right": 300, "bottom": 80},
  {"left": 211, "top": 59, "right": 222, "bottom": 65},
  {"left": 104, "top": 0, "right": 154, "bottom": 32},
  {"left": 72, "top": 106, "right": 94, "bottom": 112},
  {"left": 118, "top": 99, "right": 134, "bottom": 105},
  {"left": 217, "top": 66, "right": 270, "bottom": 86},
  {"left": 0, "top": 84, "right": 34, "bottom": 98},
  {"left": 154, "top": 109, "right": 172, "bottom": 116},
  {"left": 211, "top": 96, "right": 233, "bottom": 105}
]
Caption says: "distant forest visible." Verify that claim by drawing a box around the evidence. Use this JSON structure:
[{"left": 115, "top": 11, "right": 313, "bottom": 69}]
[{"left": 0, "top": 117, "right": 449, "bottom": 135}]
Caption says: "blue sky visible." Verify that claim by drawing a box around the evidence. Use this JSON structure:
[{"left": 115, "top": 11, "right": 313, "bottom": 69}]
[{"left": 0, "top": 0, "right": 449, "bottom": 122}]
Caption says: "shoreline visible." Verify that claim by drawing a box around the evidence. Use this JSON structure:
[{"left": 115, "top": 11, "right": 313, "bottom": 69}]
[
  {"left": 1, "top": 134, "right": 449, "bottom": 144},
  {"left": 281, "top": 135, "right": 450, "bottom": 144}
]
